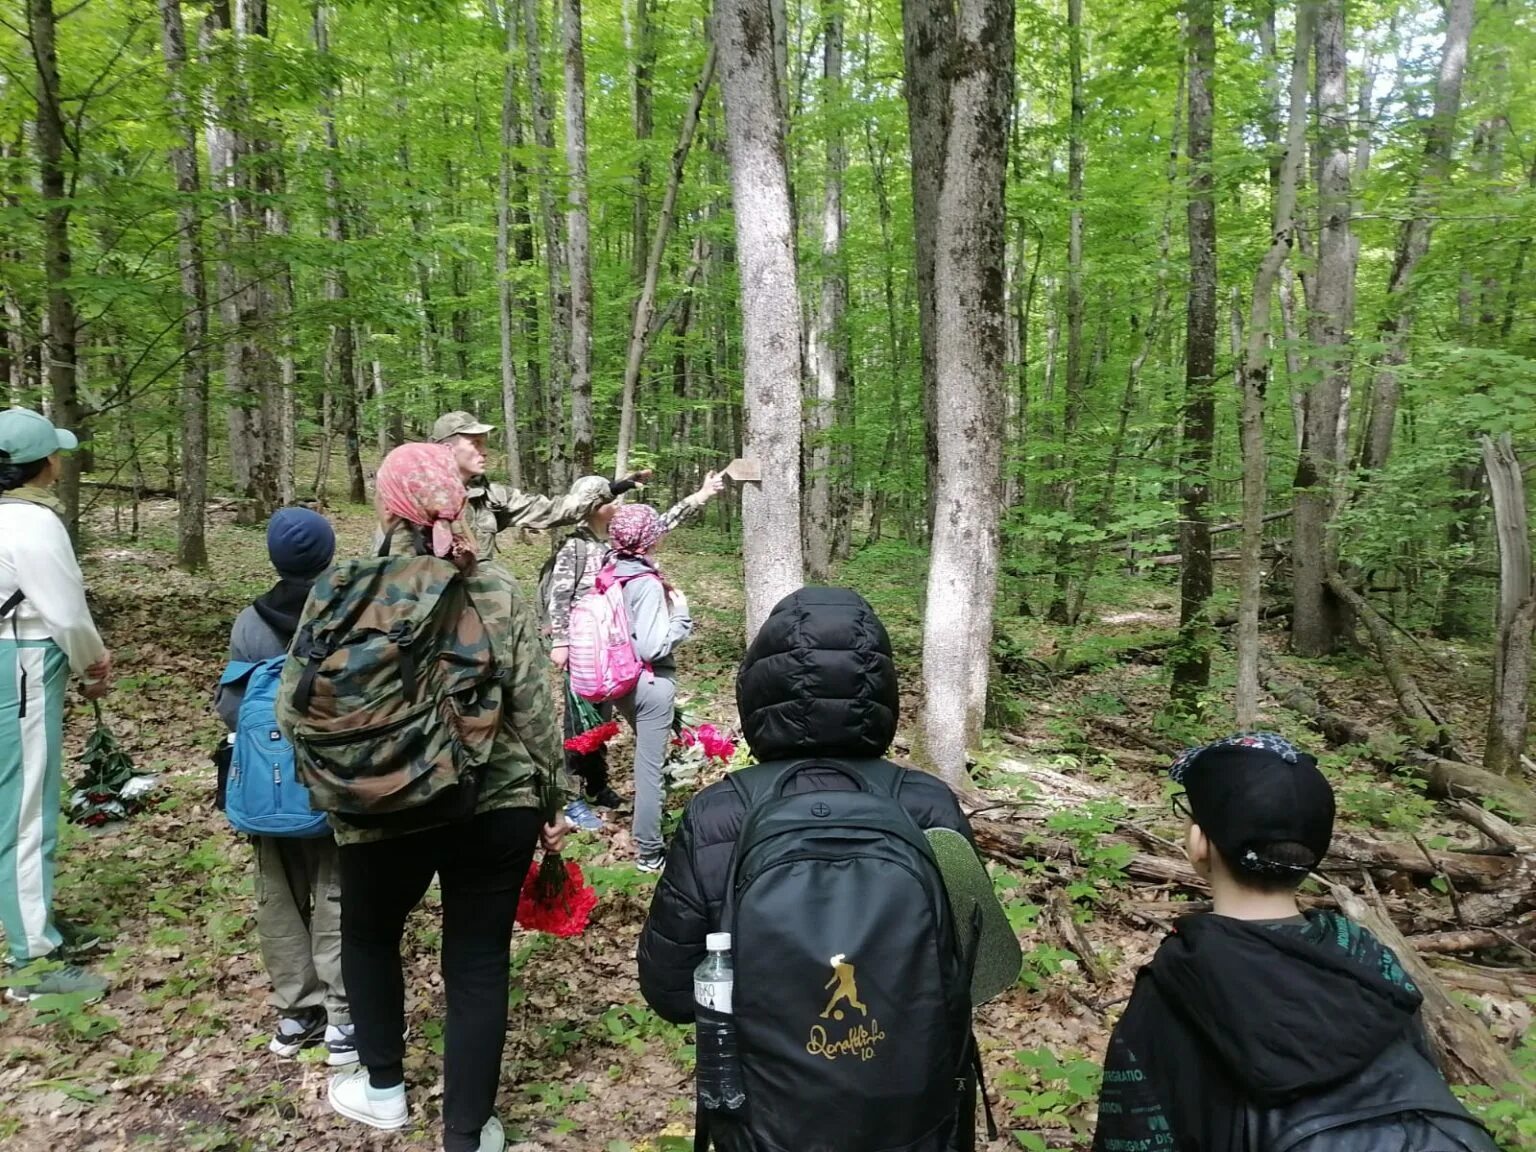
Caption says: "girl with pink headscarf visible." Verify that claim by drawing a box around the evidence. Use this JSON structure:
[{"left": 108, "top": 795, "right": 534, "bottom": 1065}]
[
  {"left": 606, "top": 503, "right": 693, "bottom": 872},
  {"left": 327, "top": 442, "right": 568, "bottom": 1152}
]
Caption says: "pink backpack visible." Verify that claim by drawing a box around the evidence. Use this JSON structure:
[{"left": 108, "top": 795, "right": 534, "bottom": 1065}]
[{"left": 567, "top": 566, "right": 652, "bottom": 702}]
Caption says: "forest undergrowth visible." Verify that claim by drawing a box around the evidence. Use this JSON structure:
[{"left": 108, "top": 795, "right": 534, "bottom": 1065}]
[{"left": 0, "top": 499, "right": 1532, "bottom": 1152}]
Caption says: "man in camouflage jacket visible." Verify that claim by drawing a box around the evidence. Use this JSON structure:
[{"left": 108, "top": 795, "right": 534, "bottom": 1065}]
[{"left": 432, "top": 411, "right": 651, "bottom": 563}]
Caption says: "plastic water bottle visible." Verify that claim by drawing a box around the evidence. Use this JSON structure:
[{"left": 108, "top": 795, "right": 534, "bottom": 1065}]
[{"left": 694, "top": 932, "right": 746, "bottom": 1113}]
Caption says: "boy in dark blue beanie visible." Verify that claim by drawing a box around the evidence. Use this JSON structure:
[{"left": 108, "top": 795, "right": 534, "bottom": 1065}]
[{"left": 213, "top": 508, "right": 352, "bottom": 1065}]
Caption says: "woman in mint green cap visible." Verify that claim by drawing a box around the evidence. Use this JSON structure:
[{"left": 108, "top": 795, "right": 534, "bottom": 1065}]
[{"left": 0, "top": 407, "right": 113, "bottom": 1002}]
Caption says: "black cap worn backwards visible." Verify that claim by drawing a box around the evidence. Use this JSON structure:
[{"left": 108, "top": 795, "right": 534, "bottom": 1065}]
[{"left": 1181, "top": 740, "right": 1335, "bottom": 878}]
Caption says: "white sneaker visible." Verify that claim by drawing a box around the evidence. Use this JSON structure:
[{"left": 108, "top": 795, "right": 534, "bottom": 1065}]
[
  {"left": 476, "top": 1115, "right": 506, "bottom": 1152},
  {"left": 327, "top": 1066, "right": 408, "bottom": 1130}
]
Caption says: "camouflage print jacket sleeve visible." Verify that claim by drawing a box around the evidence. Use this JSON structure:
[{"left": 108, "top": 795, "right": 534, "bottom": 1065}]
[
  {"left": 486, "top": 481, "right": 606, "bottom": 533},
  {"left": 659, "top": 491, "right": 709, "bottom": 533},
  {"left": 468, "top": 567, "right": 565, "bottom": 810},
  {"left": 545, "top": 535, "right": 605, "bottom": 647}
]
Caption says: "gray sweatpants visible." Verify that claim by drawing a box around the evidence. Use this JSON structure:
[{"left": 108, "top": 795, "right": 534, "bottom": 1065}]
[
  {"left": 615, "top": 668, "right": 676, "bottom": 858},
  {"left": 253, "top": 835, "right": 349, "bottom": 1024}
]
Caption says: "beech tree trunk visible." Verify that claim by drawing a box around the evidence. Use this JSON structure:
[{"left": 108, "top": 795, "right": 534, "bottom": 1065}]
[
  {"left": 563, "top": 0, "right": 594, "bottom": 474},
  {"left": 715, "top": 0, "right": 806, "bottom": 641},
  {"left": 524, "top": 0, "right": 571, "bottom": 488},
  {"left": 804, "top": 0, "right": 847, "bottom": 582},
  {"left": 614, "top": 47, "right": 715, "bottom": 477},
  {"left": 1045, "top": 0, "right": 1086, "bottom": 623},
  {"left": 1170, "top": 0, "right": 1217, "bottom": 712},
  {"left": 900, "top": 0, "right": 953, "bottom": 537},
  {"left": 28, "top": 0, "right": 82, "bottom": 533},
  {"left": 158, "top": 0, "right": 210, "bottom": 570},
  {"left": 1482, "top": 433, "right": 1535, "bottom": 776},
  {"left": 1292, "top": 0, "right": 1351, "bottom": 657},
  {"left": 1359, "top": 0, "right": 1475, "bottom": 473},
  {"left": 920, "top": 0, "right": 1013, "bottom": 784},
  {"left": 496, "top": 6, "right": 524, "bottom": 488},
  {"left": 315, "top": 3, "right": 365, "bottom": 505},
  {"left": 1235, "top": 1, "right": 1311, "bottom": 727}
]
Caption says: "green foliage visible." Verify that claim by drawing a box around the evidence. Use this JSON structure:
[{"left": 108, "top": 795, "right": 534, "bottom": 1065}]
[
  {"left": 1046, "top": 800, "right": 1134, "bottom": 903},
  {"left": 1001, "top": 1046, "right": 1102, "bottom": 1149}
]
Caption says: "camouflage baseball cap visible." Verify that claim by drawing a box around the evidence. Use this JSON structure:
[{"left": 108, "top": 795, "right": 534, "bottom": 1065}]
[
  {"left": 569, "top": 474, "right": 616, "bottom": 517},
  {"left": 432, "top": 410, "right": 496, "bottom": 442}
]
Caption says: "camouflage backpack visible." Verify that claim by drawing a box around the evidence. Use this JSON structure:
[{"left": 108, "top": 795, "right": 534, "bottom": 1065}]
[{"left": 276, "top": 533, "right": 503, "bottom": 830}]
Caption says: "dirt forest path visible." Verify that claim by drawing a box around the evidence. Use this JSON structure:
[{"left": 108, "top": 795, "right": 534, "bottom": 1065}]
[{"left": 0, "top": 499, "right": 1528, "bottom": 1151}]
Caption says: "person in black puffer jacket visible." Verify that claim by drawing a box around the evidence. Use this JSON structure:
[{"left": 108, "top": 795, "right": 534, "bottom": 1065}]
[{"left": 635, "top": 585, "right": 974, "bottom": 1023}]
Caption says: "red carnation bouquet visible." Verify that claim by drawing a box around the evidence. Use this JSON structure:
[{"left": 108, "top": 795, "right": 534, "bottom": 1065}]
[
  {"left": 516, "top": 733, "right": 600, "bottom": 936},
  {"left": 676, "top": 721, "right": 737, "bottom": 764},
  {"left": 564, "top": 691, "right": 621, "bottom": 755}
]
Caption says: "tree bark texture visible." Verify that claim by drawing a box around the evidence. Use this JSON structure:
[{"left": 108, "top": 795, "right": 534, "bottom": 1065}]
[
  {"left": 497, "top": 8, "right": 524, "bottom": 488},
  {"left": 804, "top": 0, "right": 847, "bottom": 582},
  {"left": 614, "top": 47, "right": 716, "bottom": 477},
  {"left": 158, "top": 0, "right": 210, "bottom": 570},
  {"left": 28, "top": 0, "right": 82, "bottom": 533},
  {"left": 1482, "top": 433, "right": 1535, "bottom": 776},
  {"left": 563, "top": 0, "right": 594, "bottom": 474},
  {"left": 1359, "top": 0, "right": 1475, "bottom": 473},
  {"left": 1235, "top": 0, "right": 1311, "bottom": 727},
  {"left": 1292, "top": 0, "right": 1351, "bottom": 657},
  {"left": 524, "top": 0, "right": 571, "bottom": 488},
  {"left": 900, "top": 0, "right": 953, "bottom": 538},
  {"left": 715, "top": 0, "right": 806, "bottom": 641},
  {"left": 1170, "top": 0, "right": 1217, "bottom": 711},
  {"left": 920, "top": 0, "right": 1013, "bottom": 784}
]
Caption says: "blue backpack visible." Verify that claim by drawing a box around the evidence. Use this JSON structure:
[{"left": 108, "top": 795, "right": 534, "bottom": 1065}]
[{"left": 218, "top": 656, "right": 330, "bottom": 838}]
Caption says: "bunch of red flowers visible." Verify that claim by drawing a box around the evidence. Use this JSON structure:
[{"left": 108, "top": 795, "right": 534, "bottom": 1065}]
[
  {"left": 564, "top": 720, "right": 621, "bottom": 755},
  {"left": 677, "top": 722, "right": 736, "bottom": 764},
  {"left": 516, "top": 855, "right": 599, "bottom": 937}
]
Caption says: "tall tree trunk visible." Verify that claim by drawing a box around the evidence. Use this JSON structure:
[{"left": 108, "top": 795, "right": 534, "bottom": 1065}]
[
  {"left": 563, "top": 0, "right": 594, "bottom": 474},
  {"left": 1359, "top": 0, "right": 1475, "bottom": 473},
  {"left": 900, "top": 0, "right": 953, "bottom": 537},
  {"left": 1291, "top": 0, "right": 1351, "bottom": 657},
  {"left": 614, "top": 47, "right": 716, "bottom": 477},
  {"left": 524, "top": 0, "right": 571, "bottom": 487},
  {"left": 497, "top": 7, "right": 524, "bottom": 488},
  {"left": 1170, "top": 0, "right": 1217, "bottom": 712},
  {"left": 1235, "top": 0, "right": 1311, "bottom": 727},
  {"left": 628, "top": 0, "right": 654, "bottom": 284},
  {"left": 28, "top": 0, "right": 82, "bottom": 533},
  {"left": 315, "top": 3, "right": 365, "bottom": 504},
  {"left": 804, "top": 0, "right": 846, "bottom": 581},
  {"left": 715, "top": 0, "right": 806, "bottom": 641},
  {"left": 1482, "top": 433, "right": 1535, "bottom": 776},
  {"left": 920, "top": 0, "right": 1013, "bottom": 784},
  {"left": 158, "top": 0, "right": 210, "bottom": 570},
  {"left": 1045, "top": 0, "right": 1087, "bottom": 623}
]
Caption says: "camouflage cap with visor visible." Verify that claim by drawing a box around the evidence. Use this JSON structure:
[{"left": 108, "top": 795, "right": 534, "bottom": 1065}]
[{"left": 432, "top": 410, "right": 497, "bottom": 442}]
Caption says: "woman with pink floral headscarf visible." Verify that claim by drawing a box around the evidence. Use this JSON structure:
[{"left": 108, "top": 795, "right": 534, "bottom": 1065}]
[
  {"left": 606, "top": 502, "right": 693, "bottom": 872},
  {"left": 325, "top": 442, "right": 569, "bottom": 1152}
]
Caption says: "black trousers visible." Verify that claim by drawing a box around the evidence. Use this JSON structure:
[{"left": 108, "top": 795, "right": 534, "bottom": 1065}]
[{"left": 339, "top": 806, "right": 542, "bottom": 1152}]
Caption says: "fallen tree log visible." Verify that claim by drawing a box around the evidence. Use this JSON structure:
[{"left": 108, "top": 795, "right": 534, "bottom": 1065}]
[
  {"left": 1263, "top": 671, "right": 1536, "bottom": 823},
  {"left": 1409, "top": 922, "right": 1536, "bottom": 956},
  {"left": 1329, "top": 879, "right": 1528, "bottom": 1091},
  {"left": 1427, "top": 958, "right": 1536, "bottom": 999}
]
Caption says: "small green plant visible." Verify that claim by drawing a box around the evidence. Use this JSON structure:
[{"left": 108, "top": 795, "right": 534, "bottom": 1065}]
[
  {"left": 1046, "top": 800, "right": 1135, "bottom": 903},
  {"left": 26, "top": 992, "right": 120, "bottom": 1041},
  {"left": 1000, "top": 1046, "right": 1101, "bottom": 1149}
]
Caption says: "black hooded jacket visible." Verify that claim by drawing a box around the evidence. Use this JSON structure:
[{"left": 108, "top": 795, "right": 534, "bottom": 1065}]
[
  {"left": 1093, "top": 910, "right": 1499, "bottom": 1152},
  {"left": 635, "top": 586, "right": 973, "bottom": 1024}
]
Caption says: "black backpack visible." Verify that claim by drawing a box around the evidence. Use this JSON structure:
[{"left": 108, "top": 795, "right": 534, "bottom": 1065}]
[
  {"left": 706, "top": 759, "right": 982, "bottom": 1152},
  {"left": 1244, "top": 1036, "right": 1503, "bottom": 1152}
]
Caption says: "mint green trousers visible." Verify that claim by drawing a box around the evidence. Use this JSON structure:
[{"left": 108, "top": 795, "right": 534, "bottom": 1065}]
[{"left": 0, "top": 639, "right": 68, "bottom": 963}]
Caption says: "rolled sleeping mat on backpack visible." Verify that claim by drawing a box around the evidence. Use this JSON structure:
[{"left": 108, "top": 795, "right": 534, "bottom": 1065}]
[{"left": 926, "top": 827, "right": 1023, "bottom": 1006}]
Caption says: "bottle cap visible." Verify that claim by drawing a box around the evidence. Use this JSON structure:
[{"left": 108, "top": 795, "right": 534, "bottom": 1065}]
[{"left": 706, "top": 932, "right": 731, "bottom": 952}]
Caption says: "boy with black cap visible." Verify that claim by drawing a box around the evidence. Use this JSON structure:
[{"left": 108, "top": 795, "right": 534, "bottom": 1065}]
[
  {"left": 214, "top": 508, "right": 354, "bottom": 1066},
  {"left": 1092, "top": 732, "right": 1498, "bottom": 1152}
]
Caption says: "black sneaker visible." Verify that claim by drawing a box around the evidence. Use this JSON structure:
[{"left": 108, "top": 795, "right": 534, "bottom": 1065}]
[
  {"left": 269, "top": 1008, "right": 327, "bottom": 1058},
  {"left": 55, "top": 919, "right": 105, "bottom": 957},
  {"left": 590, "top": 787, "right": 626, "bottom": 810}
]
